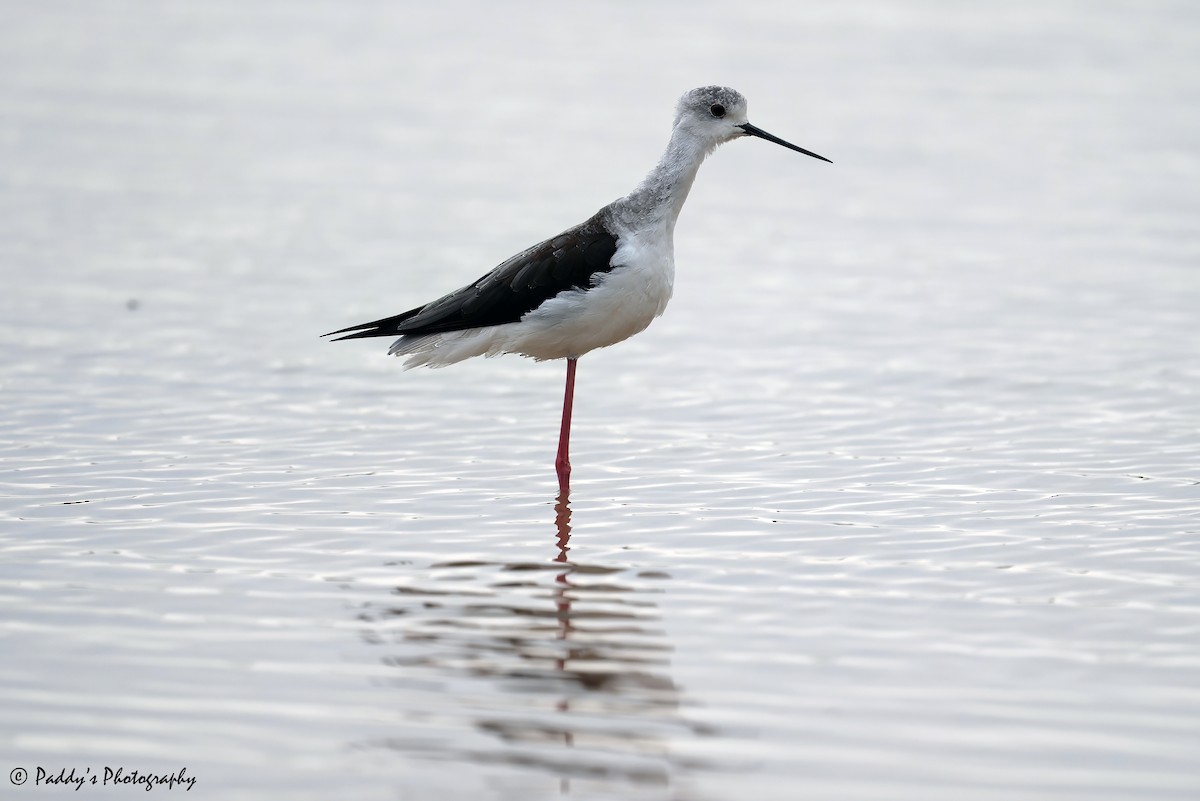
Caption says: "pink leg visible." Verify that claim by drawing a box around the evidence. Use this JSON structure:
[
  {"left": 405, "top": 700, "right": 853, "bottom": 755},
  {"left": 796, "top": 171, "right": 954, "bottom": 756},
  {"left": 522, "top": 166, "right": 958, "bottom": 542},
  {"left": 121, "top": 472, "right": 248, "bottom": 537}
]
[{"left": 555, "top": 358, "right": 577, "bottom": 489}]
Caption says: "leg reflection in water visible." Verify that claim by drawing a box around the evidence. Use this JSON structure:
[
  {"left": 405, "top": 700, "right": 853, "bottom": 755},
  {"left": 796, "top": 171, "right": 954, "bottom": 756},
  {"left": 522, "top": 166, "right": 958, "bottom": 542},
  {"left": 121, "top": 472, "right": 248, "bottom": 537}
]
[
  {"left": 356, "top": 489, "right": 705, "bottom": 795},
  {"left": 553, "top": 489, "right": 573, "bottom": 793}
]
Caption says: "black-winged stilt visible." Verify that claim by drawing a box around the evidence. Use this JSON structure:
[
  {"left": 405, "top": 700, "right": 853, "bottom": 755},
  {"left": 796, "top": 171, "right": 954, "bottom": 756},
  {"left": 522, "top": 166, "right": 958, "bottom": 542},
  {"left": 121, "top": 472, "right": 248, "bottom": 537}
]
[{"left": 324, "top": 86, "right": 830, "bottom": 489}]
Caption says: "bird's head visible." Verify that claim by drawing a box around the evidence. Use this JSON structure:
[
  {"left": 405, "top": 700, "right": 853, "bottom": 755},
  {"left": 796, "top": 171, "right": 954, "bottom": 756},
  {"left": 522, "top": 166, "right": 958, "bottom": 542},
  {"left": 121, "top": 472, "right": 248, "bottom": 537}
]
[{"left": 674, "top": 86, "right": 830, "bottom": 163}]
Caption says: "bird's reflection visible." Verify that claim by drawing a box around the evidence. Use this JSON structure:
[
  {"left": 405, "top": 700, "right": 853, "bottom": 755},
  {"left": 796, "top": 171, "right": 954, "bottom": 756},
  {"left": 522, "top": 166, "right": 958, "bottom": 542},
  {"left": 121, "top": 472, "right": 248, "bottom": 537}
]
[
  {"left": 354, "top": 490, "right": 706, "bottom": 793},
  {"left": 552, "top": 490, "right": 574, "bottom": 794}
]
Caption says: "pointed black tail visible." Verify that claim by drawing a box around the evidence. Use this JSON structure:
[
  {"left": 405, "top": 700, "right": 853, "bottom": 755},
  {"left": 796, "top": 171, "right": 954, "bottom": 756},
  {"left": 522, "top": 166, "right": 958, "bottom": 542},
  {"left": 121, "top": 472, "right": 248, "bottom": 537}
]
[{"left": 321, "top": 309, "right": 421, "bottom": 342}]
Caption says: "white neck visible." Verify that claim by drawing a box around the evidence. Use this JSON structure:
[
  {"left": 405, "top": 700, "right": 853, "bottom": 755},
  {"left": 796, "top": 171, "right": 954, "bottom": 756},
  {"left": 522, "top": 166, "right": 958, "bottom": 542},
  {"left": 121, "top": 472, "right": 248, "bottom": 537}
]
[{"left": 610, "top": 125, "right": 717, "bottom": 234}]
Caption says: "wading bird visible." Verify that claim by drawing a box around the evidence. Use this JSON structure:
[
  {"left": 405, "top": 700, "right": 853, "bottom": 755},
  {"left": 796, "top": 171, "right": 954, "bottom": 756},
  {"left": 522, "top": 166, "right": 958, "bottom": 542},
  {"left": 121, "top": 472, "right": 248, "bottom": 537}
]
[{"left": 325, "top": 86, "right": 830, "bottom": 490}]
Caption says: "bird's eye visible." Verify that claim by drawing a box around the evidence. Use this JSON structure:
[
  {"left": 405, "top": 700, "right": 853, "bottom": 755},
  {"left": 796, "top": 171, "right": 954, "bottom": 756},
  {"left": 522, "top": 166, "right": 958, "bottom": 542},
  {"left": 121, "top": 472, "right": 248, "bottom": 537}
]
[{"left": 710, "top": 103, "right": 726, "bottom": 118}]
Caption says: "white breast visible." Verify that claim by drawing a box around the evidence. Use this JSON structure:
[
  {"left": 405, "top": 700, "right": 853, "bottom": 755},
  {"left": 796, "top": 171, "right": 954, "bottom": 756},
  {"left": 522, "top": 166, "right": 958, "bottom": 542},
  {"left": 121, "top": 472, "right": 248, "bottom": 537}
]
[{"left": 507, "top": 222, "right": 675, "bottom": 360}]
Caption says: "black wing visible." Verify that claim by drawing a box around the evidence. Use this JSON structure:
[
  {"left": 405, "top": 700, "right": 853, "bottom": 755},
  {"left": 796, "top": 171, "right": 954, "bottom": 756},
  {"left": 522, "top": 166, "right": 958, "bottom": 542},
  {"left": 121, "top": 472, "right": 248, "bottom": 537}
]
[{"left": 323, "top": 212, "right": 619, "bottom": 342}]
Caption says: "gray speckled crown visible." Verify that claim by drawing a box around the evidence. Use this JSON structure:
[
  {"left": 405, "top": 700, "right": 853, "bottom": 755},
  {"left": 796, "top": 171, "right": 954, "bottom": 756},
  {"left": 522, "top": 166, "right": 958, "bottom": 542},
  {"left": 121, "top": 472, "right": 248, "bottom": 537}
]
[{"left": 674, "top": 86, "right": 747, "bottom": 125}]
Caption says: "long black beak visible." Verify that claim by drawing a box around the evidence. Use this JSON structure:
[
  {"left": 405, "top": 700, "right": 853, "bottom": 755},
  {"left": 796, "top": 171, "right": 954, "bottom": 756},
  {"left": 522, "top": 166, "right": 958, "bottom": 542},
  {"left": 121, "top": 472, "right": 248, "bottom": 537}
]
[{"left": 738, "top": 122, "right": 831, "bottom": 163}]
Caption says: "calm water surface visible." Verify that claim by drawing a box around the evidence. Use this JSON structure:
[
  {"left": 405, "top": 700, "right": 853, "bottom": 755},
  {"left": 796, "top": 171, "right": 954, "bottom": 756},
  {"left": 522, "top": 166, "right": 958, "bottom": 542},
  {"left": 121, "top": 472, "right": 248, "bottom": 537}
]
[{"left": 2, "top": 1, "right": 1198, "bottom": 799}]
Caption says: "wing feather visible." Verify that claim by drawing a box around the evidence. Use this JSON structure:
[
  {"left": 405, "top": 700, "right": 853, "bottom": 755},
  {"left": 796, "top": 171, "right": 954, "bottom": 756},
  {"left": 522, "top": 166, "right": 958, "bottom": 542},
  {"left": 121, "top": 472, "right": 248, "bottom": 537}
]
[{"left": 323, "top": 212, "right": 619, "bottom": 342}]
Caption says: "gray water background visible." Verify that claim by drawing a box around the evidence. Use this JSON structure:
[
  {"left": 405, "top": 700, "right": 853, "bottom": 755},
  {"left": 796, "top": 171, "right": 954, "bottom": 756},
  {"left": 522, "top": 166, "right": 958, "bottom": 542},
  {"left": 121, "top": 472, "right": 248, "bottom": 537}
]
[{"left": 1, "top": 1, "right": 1198, "bottom": 799}]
